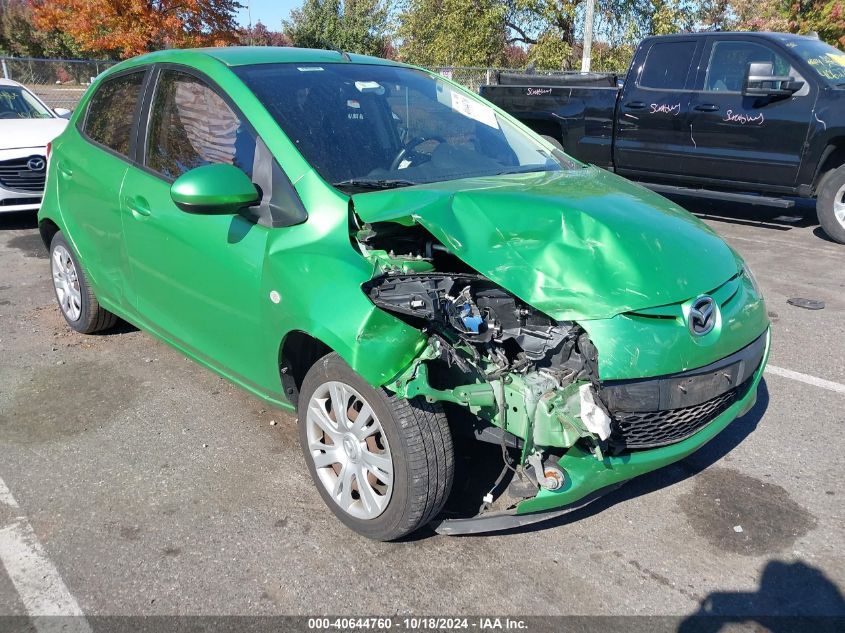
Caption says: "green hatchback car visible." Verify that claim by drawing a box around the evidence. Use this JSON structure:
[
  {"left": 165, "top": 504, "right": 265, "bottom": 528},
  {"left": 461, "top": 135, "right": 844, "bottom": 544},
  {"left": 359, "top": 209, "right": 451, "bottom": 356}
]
[{"left": 38, "top": 47, "right": 770, "bottom": 540}]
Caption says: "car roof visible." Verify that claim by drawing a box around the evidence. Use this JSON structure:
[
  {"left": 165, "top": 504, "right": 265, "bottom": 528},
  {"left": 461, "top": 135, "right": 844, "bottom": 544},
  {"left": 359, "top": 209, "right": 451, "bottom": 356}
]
[
  {"left": 119, "top": 46, "right": 404, "bottom": 69},
  {"left": 641, "top": 31, "right": 822, "bottom": 45},
  {"left": 0, "top": 78, "right": 25, "bottom": 87}
]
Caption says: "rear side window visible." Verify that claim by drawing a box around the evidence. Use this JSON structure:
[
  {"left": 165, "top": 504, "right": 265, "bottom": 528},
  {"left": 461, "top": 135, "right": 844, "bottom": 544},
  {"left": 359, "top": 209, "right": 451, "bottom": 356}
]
[
  {"left": 639, "top": 41, "right": 697, "bottom": 90},
  {"left": 704, "top": 41, "right": 792, "bottom": 92},
  {"left": 83, "top": 71, "right": 145, "bottom": 156},
  {"left": 146, "top": 70, "right": 256, "bottom": 180}
]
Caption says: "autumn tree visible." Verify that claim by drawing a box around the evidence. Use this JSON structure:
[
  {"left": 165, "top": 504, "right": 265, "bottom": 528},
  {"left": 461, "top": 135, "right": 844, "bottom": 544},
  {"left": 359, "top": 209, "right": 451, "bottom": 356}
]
[
  {"left": 32, "top": 0, "right": 242, "bottom": 59},
  {"left": 239, "top": 20, "right": 290, "bottom": 47},
  {"left": 784, "top": 0, "right": 845, "bottom": 47},
  {"left": 283, "top": 0, "right": 391, "bottom": 57}
]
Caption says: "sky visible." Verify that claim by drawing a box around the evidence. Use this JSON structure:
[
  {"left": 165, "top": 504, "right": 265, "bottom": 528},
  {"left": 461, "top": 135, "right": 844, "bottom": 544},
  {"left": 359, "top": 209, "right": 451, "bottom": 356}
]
[{"left": 236, "top": 0, "right": 301, "bottom": 29}]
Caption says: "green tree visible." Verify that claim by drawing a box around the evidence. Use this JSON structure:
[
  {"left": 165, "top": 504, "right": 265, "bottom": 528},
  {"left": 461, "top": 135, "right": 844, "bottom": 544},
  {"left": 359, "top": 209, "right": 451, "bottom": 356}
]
[
  {"left": 283, "top": 0, "right": 391, "bottom": 57},
  {"left": 0, "top": 0, "right": 82, "bottom": 58},
  {"left": 504, "top": 0, "right": 690, "bottom": 70},
  {"left": 398, "top": 0, "right": 508, "bottom": 66}
]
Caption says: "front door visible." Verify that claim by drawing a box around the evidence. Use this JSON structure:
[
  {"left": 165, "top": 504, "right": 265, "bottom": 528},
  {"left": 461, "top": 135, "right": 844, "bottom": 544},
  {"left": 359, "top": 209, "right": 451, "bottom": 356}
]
[
  {"left": 614, "top": 38, "right": 702, "bottom": 178},
  {"left": 684, "top": 37, "right": 815, "bottom": 187},
  {"left": 120, "top": 67, "right": 269, "bottom": 385}
]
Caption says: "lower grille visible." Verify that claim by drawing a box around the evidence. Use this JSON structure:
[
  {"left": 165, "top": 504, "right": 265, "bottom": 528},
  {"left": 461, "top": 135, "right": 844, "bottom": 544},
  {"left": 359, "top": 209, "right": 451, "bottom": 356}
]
[
  {"left": 609, "top": 378, "right": 752, "bottom": 450},
  {"left": 0, "top": 196, "right": 41, "bottom": 207},
  {"left": 0, "top": 156, "right": 46, "bottom": 193}
]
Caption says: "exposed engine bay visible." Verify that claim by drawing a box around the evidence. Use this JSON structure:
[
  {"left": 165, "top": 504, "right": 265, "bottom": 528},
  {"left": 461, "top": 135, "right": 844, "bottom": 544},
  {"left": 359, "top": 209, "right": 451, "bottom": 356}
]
[
  {"left": 354, "top": 219, "right": 614, "bottom": 522},
  {"left": 357, "top": 221, "right": 599, "bottom": 381}
]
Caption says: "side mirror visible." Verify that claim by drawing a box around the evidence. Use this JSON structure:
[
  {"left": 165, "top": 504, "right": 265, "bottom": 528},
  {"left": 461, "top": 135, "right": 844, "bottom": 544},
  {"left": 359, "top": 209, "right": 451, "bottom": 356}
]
[
  {"left": 742, "top": 62, "right": 804, "bottom": 97},
  {"left": 170, "top": 163, "right": 260, "bottom": 215},
  {"left": 53, "top": 107, "right": 72, "bottom": 119}
]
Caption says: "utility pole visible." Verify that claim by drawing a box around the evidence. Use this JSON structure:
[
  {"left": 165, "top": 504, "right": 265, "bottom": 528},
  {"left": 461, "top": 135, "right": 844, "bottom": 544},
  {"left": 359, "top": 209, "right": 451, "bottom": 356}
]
[{"left": 581, "top": 0, "right": 596, "bottom": 72}]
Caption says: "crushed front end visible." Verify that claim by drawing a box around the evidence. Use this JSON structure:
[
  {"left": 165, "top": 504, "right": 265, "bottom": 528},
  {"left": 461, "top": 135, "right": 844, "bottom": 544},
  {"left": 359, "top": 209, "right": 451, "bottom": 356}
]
[{"left": 352, "top": 200, "right": 770, "bottom": 534}]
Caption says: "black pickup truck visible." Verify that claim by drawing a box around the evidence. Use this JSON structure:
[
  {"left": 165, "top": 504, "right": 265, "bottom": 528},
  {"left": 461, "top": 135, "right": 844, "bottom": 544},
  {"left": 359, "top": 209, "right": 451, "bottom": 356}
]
[{"left": 480, "top": 31, "right": 845, "bottom": 244}]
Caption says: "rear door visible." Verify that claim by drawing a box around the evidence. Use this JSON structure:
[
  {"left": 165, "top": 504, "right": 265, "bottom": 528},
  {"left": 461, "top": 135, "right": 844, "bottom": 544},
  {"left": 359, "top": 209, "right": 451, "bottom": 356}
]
[
  {"left": 55, "top": 69, "right": 148, "bottom": 310},
  {"left": 120, "top": 66, "right": 270, "bottom": 384},
  {"left": 685, "top": 37, "right": 815, "bottom": 188},
  {"left": 614, "top": 38, "right": 702, "bottom": 177}
]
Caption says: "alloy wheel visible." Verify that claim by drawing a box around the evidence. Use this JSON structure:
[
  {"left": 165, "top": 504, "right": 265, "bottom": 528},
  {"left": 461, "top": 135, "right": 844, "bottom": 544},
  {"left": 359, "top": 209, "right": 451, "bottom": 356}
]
[
  {"left": 834, "top": 183, "right": 845, "bottom": 229},
  {"left": 51, "top": 244, "right": 82, "bottom": 322},
  {"left": 305, "top": 380, "right": 394, "bottom": 520}
]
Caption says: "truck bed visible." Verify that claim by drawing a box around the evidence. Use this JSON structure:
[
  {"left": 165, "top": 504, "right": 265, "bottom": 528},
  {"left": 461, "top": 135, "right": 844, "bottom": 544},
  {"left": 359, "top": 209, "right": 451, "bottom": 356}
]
[{"left": 480, "top": 74, "right": 619, "bottom": 170}]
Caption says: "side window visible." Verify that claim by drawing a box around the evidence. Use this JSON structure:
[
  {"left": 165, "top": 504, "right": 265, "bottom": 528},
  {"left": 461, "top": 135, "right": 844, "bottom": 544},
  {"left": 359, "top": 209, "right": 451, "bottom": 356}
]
[
  {"left": 639, "top": 41, "right": 697, "bottom": 90},
  {"left": 704, "top": 41, "right": 793, "bottom": 92},
  {"left": 83, "top": 71, "right": 145, "bottom": 156},
  {"left": 146, "top": 70, "right": 256, "bottom": 180}
]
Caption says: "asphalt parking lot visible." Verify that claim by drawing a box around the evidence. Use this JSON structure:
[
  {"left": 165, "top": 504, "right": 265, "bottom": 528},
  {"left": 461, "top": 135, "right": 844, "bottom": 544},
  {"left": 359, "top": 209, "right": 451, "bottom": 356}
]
[{"left": 0, "top": 199, "right": 843, "bottom": 629}]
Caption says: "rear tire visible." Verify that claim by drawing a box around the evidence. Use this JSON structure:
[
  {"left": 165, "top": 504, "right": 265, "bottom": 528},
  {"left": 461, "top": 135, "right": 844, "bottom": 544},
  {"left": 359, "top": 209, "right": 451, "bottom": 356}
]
[
  {"left": 816, "top": 164, "right": 845, "bottom": 244},
  {"left": 49, "top": 232, "right": 117, "bottom": 333},
  {"left": 297, "top": 353, "right": 454, "bottom": 541}
]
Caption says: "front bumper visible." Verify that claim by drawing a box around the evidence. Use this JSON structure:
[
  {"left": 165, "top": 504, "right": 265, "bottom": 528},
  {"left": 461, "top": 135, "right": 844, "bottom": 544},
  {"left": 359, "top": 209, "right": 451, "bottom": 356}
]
[
  {"left": 0, "top": 148, "right": 47, "bottom": 213},
  {"left": 434, "top": 327, "right": 770, "bottom": 535}
]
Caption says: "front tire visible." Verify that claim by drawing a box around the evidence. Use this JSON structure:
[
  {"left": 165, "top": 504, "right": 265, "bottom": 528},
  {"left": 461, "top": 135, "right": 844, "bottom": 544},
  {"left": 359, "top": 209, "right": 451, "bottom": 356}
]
[
  {"left": 297, "top": 353, "right": 454, "bottom": 540},
  {"left": 816, "top": 164, "right": 845, "bottom": 244},
  {"left": 49, "top": 232, "right": 117, "bottom": 333}
]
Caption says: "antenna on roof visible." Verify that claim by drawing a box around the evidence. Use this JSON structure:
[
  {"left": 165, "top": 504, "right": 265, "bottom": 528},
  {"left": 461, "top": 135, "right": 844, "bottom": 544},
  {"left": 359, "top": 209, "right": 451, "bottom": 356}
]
[{"left": 336, "top": 50, "right": 351, "bottom": 61}]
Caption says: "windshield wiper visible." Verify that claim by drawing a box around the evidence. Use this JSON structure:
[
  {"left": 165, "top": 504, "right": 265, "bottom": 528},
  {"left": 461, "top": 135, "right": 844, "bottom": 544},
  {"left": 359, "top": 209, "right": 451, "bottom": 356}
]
[
  {"left": 332, "top": 178, "right": 417, "bottom": 191},
  {"left": 836, "top": 82, "right": 845, "bottom": 87},
  {"left": 494, "top": 166, "right": 552, "bottom": 176}
]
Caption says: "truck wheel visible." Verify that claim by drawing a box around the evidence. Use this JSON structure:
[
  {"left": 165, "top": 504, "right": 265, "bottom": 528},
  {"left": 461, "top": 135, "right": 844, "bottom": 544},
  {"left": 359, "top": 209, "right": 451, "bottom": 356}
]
[
  {"left": 49, "top": 232, "right": 117, "bottom": 333},
  {"left": 297, "top": 353, "right": 454, "bottom": 541},
  {"left": 817, "top": 164, "right": 845, "bottom": 244}
]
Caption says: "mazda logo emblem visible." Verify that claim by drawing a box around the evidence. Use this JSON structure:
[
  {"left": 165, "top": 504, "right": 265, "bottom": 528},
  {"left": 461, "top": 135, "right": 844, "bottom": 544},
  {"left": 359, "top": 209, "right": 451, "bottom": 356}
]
[
  {"left": 27, "top": 156, "right": 46, "bottom": 172},
  {"left": 689, "top": 295, "right": 717, "bottom": 336}
]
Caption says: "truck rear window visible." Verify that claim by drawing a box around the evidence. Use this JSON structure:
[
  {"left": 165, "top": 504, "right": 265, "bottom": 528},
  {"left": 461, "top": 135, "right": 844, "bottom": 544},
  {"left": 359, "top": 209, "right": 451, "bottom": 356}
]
[{"left": 639, "top": 41, "right": 696, "bottom": 90}]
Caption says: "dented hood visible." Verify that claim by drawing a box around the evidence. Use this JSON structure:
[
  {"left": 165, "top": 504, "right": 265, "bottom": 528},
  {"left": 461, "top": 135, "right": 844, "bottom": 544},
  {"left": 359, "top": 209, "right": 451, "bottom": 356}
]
[{"left": 352, "top": 167, "right": 740, "bottom": 321}]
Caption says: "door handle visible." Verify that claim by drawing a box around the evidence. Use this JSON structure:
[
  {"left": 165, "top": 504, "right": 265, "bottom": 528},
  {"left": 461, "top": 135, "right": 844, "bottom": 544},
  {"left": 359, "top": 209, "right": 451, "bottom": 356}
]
[
  {"left": 57, "top": 163, "right": 73, "bottom": 179},
  {"left": 694, "top": 103, "right": 720, "bottom": 112},
  {"left": 624, "top": 101, "right": 646, "bottom": 110},
  {"left": 127, "top": 196, "right": 151, "bottom": 218}
]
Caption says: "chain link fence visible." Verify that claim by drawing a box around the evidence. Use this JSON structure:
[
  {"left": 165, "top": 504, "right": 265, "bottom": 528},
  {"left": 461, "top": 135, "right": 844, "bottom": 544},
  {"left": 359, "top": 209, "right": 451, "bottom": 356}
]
[
  {"left": 0, "top": 57, "right": 117, "bottom": 110},
  {"left": 1, "top": 56, "right": 604, "bottom": 111}
]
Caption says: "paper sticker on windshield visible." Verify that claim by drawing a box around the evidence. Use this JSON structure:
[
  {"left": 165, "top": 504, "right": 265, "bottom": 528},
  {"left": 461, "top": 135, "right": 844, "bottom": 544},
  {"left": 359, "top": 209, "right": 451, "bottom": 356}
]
[
  {"left": 355, "top": 81, "right": 385, "bottom": 94},
  {"left": 448, "top": 89, "right": 499, "bottom": 129}
]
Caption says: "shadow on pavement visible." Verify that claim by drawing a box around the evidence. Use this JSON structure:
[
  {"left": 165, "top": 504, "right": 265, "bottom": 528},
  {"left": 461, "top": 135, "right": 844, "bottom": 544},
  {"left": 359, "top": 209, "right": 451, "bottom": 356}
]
[{"left": 677, "top": 560, "right": 845, "bottom": 632}]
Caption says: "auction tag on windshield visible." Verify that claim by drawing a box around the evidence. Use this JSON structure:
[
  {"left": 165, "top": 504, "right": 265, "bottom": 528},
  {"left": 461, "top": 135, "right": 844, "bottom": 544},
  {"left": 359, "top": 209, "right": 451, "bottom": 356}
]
[{"left": 444, "top": 88, "right": 499, "bottom": 129}]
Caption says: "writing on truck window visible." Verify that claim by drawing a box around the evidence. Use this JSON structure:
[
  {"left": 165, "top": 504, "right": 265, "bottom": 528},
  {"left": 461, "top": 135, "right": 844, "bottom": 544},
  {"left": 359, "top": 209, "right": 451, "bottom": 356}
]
[{"left": 806, "top": 52, "right": 845, "bottom": 82}]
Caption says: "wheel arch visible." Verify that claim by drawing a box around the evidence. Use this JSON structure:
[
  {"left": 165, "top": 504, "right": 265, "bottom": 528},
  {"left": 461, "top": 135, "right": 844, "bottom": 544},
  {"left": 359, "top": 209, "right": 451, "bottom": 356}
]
[
  {"left": 278, "top": 330, "right": 333, "bottom": 407},
  {"left": 276, "top": 315, "right": 428, "bottom": 407},
  {"left": 38, "top": 217, "right": 61, "bottom": 250},
  {"left": 813, "top": 137, "right": 845, "bottom": 193}
]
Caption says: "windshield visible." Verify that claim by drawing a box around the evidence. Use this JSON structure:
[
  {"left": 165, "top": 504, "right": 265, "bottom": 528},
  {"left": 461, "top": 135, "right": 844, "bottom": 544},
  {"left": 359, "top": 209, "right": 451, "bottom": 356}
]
[
  {"left": 784, "top": 38, "right": 845, "bottom": 86},
  {"left": 0, "top": 86, "right": 53, "bottom": 119},
  {"left": 235, "top": 63, "right": 575, "bottom": 192}
]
